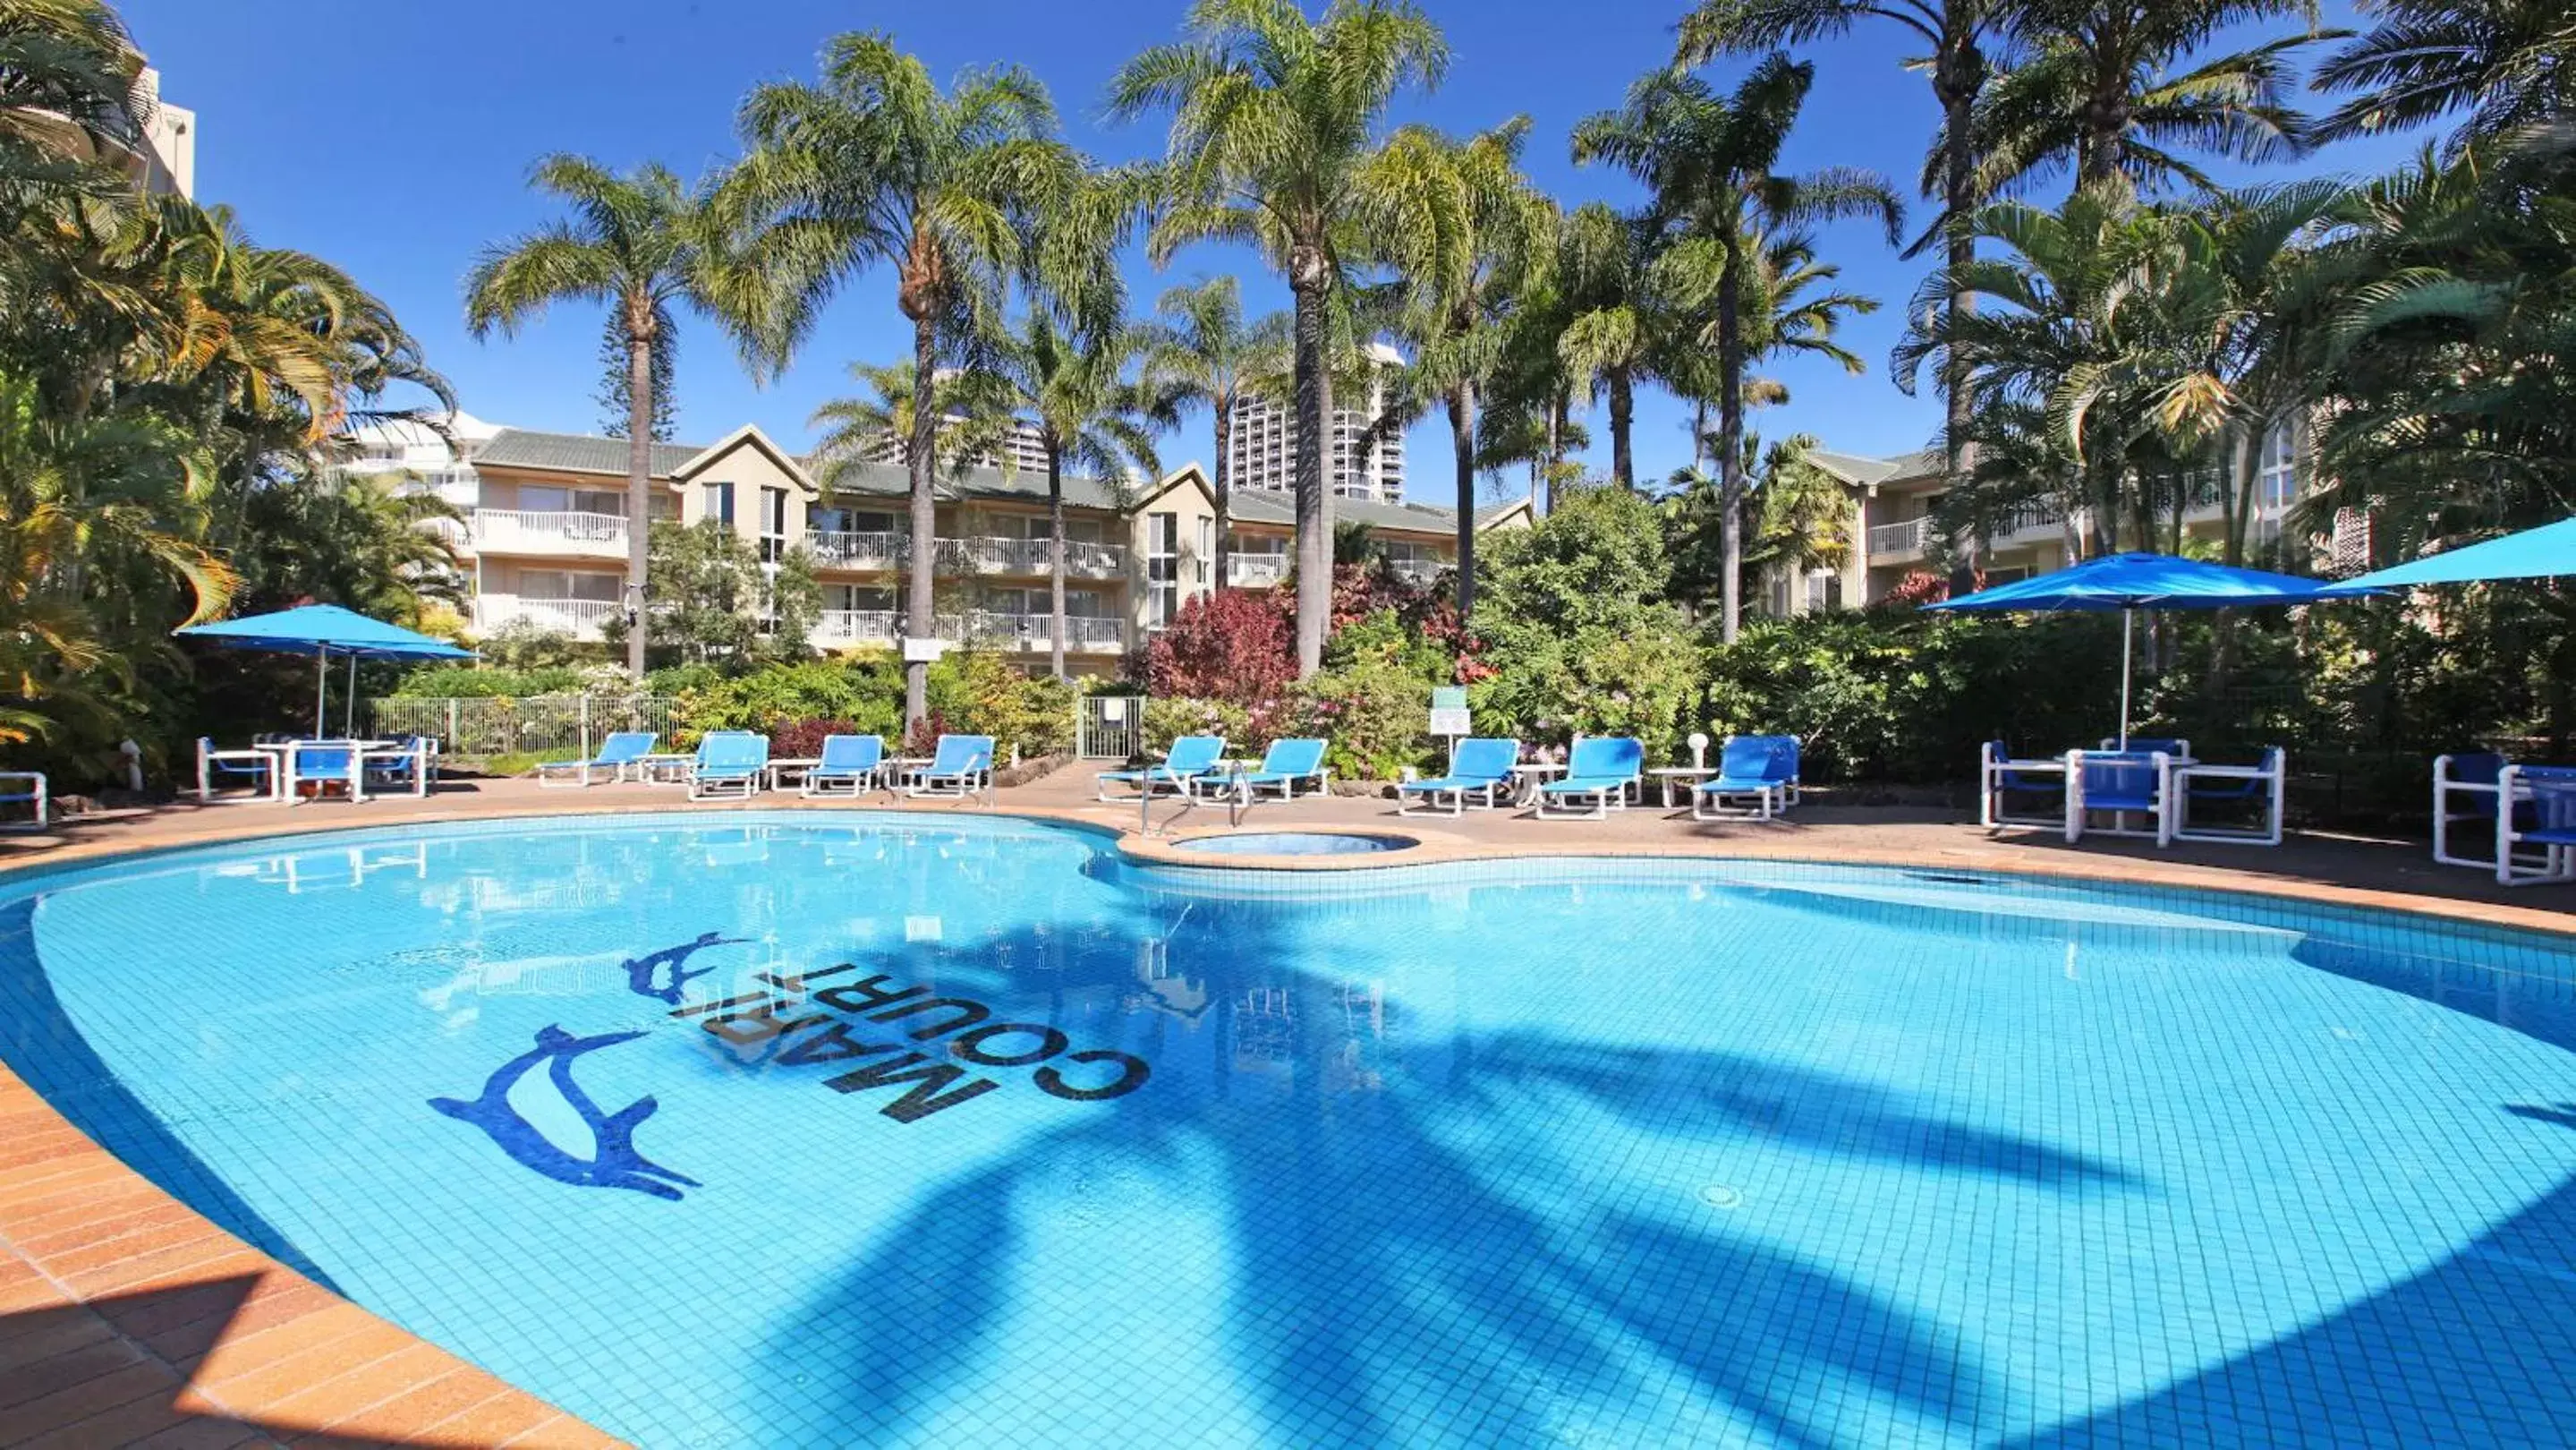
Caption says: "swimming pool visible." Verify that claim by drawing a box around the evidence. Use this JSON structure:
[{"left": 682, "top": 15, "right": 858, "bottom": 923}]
[{"left": 4, "top": 812, "right": 2573, "bottom": 1447}]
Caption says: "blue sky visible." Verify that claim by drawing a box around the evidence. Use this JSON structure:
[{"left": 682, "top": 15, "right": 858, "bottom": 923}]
[{"left": 123, "top": 0, "right": 2412, "bottom": 504}]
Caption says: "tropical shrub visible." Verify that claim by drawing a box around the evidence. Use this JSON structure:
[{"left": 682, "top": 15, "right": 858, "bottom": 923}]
[
  {"left": 1282, "top": 662, "right": 1436, "bottom": 780},
  {"left": 769, "top": 718, "right": 871, "bottom": 757},
  {"left": 1144, "top": 588, "right": 1295, "bottom": 707},
  {"left": 391, "top": 664, "right": 587, "bottom": 698},
  {"left": 1142, "top": 696, "right": 1253, "bottom": 755},
  {"left": 935, "top": 650, "right": 1076, "bottom": 759},
  {"left": 678, "top": 658, "right": 902, "bottom": 739}
]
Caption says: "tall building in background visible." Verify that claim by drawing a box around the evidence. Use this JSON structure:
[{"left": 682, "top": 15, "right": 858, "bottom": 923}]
[
  {"left": 1226, "top": 343, "right": 1407, "bottom": 504},
  {"left": 136, "top": 68, "right": 193, "bottom": 199},
  {"left": 857, "top": 415, "right": 1053, "bottom": 475}
]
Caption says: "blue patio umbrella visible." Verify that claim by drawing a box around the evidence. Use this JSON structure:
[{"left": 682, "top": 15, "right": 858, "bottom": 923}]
[
  {"left": 1924, "top": 552, "right": 2345, "bottom": 747},
  {"left": 2321, "top": 515, "right": 2576, "bottom": 592},
  {"left": 176, "top": 604, "right": 472, "bottom": 737}
]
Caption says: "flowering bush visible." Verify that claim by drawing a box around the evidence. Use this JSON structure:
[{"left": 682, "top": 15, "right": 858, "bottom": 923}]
[
  {"left": 1142, "top": 695, "right": 1253, "bottom": 755},
  {"left": 769, "top": 718, "right": 871, "bottom": 757},
  {"left": 1279, "top": 663, "right": 1436, "bottom": 781}
]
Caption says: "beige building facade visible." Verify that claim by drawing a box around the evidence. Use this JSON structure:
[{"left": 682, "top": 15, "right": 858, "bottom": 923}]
[{"left": 422, "top": 423, "right": 1527, "bottom": 676}]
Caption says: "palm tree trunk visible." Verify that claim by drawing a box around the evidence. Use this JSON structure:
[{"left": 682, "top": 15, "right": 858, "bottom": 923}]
[
  {"left": 1943, "top": 74, "right": 1981, "bottom": 582},
  {"left": 1289, "top": 253, "right": 1332, "bottom": 677},
  {"left": 1718, "top": 257, "right": 1747, "bottom": 644},
  {"left": 1211, "top": 397, "right": 1231, "bottom": 590},
  {"left": 1047, "top": 445, "right": 1067, "bottom": 682},
  {"left": 904, "top": 313, "right": 938, "bottom": 732},
  {"left": 1448, "top": 387, "right": 1477, "bottom": 621},
  {"left": 624, "top": 316, "right": 653, "bottom": 682},
  {"left": 1609, "top": 368, "right": 1635, "bottom": 490}
]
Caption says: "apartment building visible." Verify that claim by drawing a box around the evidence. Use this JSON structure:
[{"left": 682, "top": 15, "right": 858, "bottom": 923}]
[
  {"left": 373, "top": 419, "right": 1526, "bottom": 676},
  {"left": 1761, "top": 422, "right": 2333, "bottom": 617},
  {"left": 136, "top": 68, "right": 194, "bottom": 199},
  {"left": 1226, "top": 343, "right": 1408, "bottom": 504}
]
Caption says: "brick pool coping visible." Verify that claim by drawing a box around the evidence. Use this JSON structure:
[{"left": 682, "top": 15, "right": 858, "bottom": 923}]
[{"left": 0, "top": 772, "right": 2567, "bottom": 1446}]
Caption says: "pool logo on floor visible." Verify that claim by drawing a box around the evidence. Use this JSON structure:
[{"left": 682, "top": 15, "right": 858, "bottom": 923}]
[
  {"left": 621, "top": 930, "right": 748, "bottom": 1006},
  {"left": 675, "top": 964, "right": 1153, "bottom": 1124},
  {"left": 429, "top": 1025, "right": 701, "bottom": 1202}
]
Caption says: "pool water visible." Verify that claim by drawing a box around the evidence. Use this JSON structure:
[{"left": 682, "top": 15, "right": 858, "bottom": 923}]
[
  {"left": 4, "top": 814, "right": 2575, "bottom": 1448},
  {"left": 1171, "top": 831, "right": 1405, "bottom": 856}
]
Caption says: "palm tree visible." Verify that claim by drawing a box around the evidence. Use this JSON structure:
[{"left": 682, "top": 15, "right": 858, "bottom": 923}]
[
  {"left": 1575, "top": 54, "right": 1901, "bottom": 641},
  {"left": 729, "top": 33, "right": 1074, "bottom": 728},
  {"left": 807, "top": 360, "right": 1015, "bottom": 484},
  {"left": 1678, "top": 0, "right": 2021, "bottom": 572},
  {"left": 0, "top": 0, "right": 145, "bottom": 200},
  {"left": 2311, "top": 0, "right": 2576, "bottom": 148},
  {"left": 1145, "top": 277, "right": 1289, "bottom": 590},
  {"left": 1973, "top": 0, "right": 2328, "bottom": 196},
  {"left": 1551, "top": 202, "right": 1661, "bottom": 490},
  {"left": 1384, "top": 117, "right": 1553, "bottom": 619},
  {"left": 990, "top": 313, "right": 1168, "bottom": 678},
  {"left": 1108, "top": 0, "right": 1453, "bottom": 676},
  {"left": 464, "top": 157, "right": 729, "bottom": 680}
]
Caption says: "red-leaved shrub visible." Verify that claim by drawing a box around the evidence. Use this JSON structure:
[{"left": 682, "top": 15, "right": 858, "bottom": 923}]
[{"left": 1144, "top": 589, "right": 1296, "bottom": 707}]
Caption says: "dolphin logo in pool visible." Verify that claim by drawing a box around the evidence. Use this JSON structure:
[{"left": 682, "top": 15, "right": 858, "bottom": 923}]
[
  {"left": 621, "top": 931, "right": 746, "bottom": 1006},
  {"left": 429, "top": 1025, "right": 700, "bottom": 1201}
]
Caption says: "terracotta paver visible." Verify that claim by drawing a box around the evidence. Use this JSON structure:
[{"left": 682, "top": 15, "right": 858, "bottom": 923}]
[{"left": 0, "top": 763, "right": 2563, "bottom": 1446}]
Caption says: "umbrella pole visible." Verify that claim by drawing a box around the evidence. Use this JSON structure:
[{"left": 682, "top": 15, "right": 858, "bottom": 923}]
[
  {"left": 314, "top": 647, "right": 328, "bottom": 738},
  {"left": 345, "top": 654, "right": 358, "bottom": 738},
  {"left": 2119, "top": 609, "right": 2133, "bottom": 750}
]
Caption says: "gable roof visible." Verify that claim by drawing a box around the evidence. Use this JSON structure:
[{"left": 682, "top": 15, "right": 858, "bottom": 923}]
[
  {"left": 1807, "top": 447, "right": 1947, "bottom": 489},
  {"left": 672, "top": 423, "right": 821, "bottom": 494}
]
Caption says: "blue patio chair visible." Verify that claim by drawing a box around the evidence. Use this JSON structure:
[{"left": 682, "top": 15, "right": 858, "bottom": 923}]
[
  {"left": 537, "top": 730, "right": 659, "bottom": 789},
  {"left": 0, "top": 771, "right": 46, "bottom": 830},
  {"left": 364, "top": 736, "right": 436, "bottom": 798},
  {"left": 196, "top": 737, "right": 276, "bottom": 803},
  {"left": 687, "top": 731, "right": 769, "bottom": 802},
  {"left": 1097, "top": 734, "right": 1227, "bottom": 802},
  {"left": 2495, "top": 763, "right": 2576, "bottom": 886},
  {"left": 1398, "top": 738, "right": 1520, "bottom": 817},
  {"left": 2101, "top": 736, "right": 2190, "bottom": 761},
  {"left": 1223, "top": 738, "right": 1331, "bottom": 802},
  {"left": 1693, "top": 736, "right": 1801, "bottom": 821},
  {"left": 288, "top": 742, "right": 363, "bottom": 805},
  {"left": 1979, "top": 741, "right": 2073, "bottom": 832},
  {"left": 2067, "top": 748, "right": 2176, "bottom": 845},
  {"left": 803, "top": 734, "right": 887, "bottom": 798},
  {"left": 2432, "top": 752, "right": 2546, "bottom": 870},
  {"left": 2170, "top": 747, "right": 2286, "bottom": 847},
  {"left": 910, "top": 734, "right": 996, "bottom": 801},
  {"left": 1535, "top": 737, "right": 1644, "bottom": 820}
]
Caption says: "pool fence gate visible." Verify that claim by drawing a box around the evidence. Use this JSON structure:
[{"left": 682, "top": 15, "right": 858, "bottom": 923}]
[{"left": 1077, "top": 695, "right": 1145, "bottom": 759}]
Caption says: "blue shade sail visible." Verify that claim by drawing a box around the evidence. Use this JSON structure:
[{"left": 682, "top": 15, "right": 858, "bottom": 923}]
[{"left": 2323, "top": 516, "right": 2576, "bottom": 592}]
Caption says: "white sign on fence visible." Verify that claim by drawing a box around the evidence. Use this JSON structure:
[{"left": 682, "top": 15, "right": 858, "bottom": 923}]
[
  {"left": 902, "top": 636, "right": 949, "bottom": 664},
  {"left": 1429, "top": 686, "right": 1470, "bottom": 738}
]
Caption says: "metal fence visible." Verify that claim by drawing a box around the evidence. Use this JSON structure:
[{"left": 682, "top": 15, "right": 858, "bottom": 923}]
[
  {"left": 1076, "top": 695, "right": 1146, "bottom": 759},
  {"left": 365, "top": 695, "right": 683, "bottom": 757}
]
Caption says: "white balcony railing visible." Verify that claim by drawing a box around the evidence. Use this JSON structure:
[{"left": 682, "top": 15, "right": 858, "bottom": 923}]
[
  {"left": 476, "top": 595, "right": 620, "bottom": 639},
  {"left": 809, "top": 610, "right": 1124, "bottom": 652},
  {"left": 1228, "top": 555, "right": 1288, "bottom": 588},
  {"left": 804, "top": 531, "right": 1126, "bottom": 578},
  {"left": 1866, "top": 517, "right": 1932, "bottom": 559},
  {"left": 471, "top": 509, "right": 629, "bottom": 558}
]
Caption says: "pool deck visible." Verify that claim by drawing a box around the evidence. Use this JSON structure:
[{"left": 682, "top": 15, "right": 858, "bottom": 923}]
[{"left": 0, "top": 766, "right": 2568, "bottom": 1447}]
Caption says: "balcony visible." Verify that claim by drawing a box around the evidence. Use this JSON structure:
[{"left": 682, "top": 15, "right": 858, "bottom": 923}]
[
  {"left": 1867, "top": 502, "right": 2069, "bottom": 562},
  {"left": 810, "top": 610, "right": 1125, "bottom": 653},
  {"left": 804, "top": 531, "right": 1126, "bottom": 579},
  {"left": 1228, "top": 555, "right": 1288, "bottom": 588},
  {"left": 469, "top": 509, "right": 629, "bottom": 559},
  {"left": 476, "top": 595, "right": 620, "bottom": 639},
  {"left": 1866, "top": 517, "right": 1932, "bottom": 560}
]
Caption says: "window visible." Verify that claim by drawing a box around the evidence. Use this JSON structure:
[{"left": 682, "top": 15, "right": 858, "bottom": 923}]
[
  {"left": 850, "top": 509, "right": 898, "bottom": 534},
  {"left": 1804, "top": 571, "right": 1841, "bottom": 613},
  {"left": 1768, "top": 573, "right": 1790, "bottom": 617},
  {"left": 573, "top": 489, "right": 625, "bottom": 516},
  {"left": 518, "top": 570, "right": 620, "bottom": 602},
  {"left": 1195, "top": 516, "right": 1214, "bottom": 587},
  {"left": 1146, "top": 512, "right": 1179, "bottom": 627},
  {"left": 518, "top": 484, "right": 570, "bottom": 514},
  {"left": 827, "top": 584, "right": 894, "bottom": 612},
  {"left": 811, "top": 505, "right": 853, "bottom": 534},
  {"left": 649, "top": 492, "right": 679, "bottom": 521},
  {"left": 702, "top": 481, "right": 734, "bottom": 526},
  {"left": 2257, "top": 422, "right": 2298, "bottom": 511},
  {"left": 759, "top": 486, "right": 788, "bottom": 563}
]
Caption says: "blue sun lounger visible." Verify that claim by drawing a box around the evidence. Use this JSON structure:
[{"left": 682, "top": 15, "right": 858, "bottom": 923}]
[
  {"left": 687, "top": 731, "right": 769, "bottom": 802},
  {"left": 1398, "top": 738, "right": 1519, "bottom": 816},
  {"left": 909, "top": 734, "right": 995, "bottom": 801},
  {"left": 1693, "top": 736, "right": 1801, "bottom": 821},
  {"left": 1097, "top": 734, "right": 1227, "bottom": 802},
  {"left": 1535, "top": 737, "right": 1644, "bottom": 820},
  {"left": 1224, "top": 738, "right": 1331, "bottom": 802},
  {"left": 538, "top": 730, "right": 658, "bottom": 788},
  {"left": 803, "top": 734, "right": 887, "bottom": 798}
]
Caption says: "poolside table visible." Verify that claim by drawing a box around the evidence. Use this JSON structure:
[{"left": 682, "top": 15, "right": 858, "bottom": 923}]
[
  {"left": 1649, "top": 765, "right": 1717, "bottom": 808},
  {"left": 765, "top": 757, "right": 820, "bottom": 791},
  {"left": 636, "top": 754, "right": 694, "bottom": 785},
  {"left": 1510, "top": 762, "right": 1566, "bottom": 807}
]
